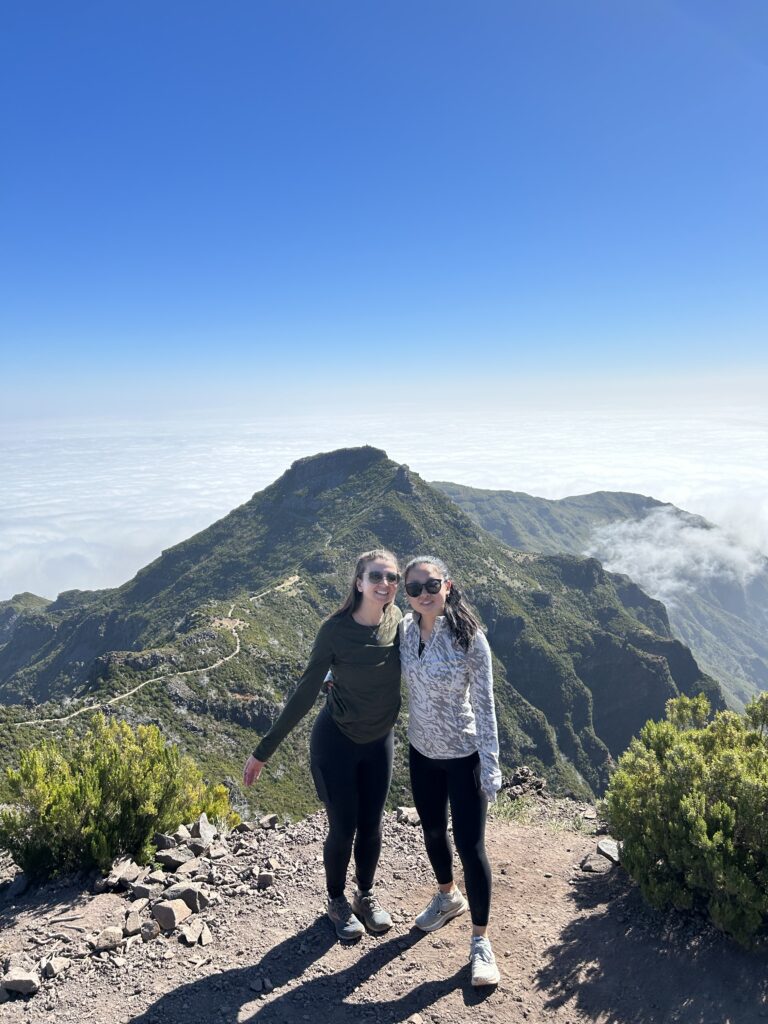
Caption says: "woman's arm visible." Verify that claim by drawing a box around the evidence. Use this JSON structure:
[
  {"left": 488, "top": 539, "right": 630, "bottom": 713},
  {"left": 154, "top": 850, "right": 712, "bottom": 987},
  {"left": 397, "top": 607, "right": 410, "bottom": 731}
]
[
  {"left": 248, "top": 619, "right": 335, "bottom": 766},
  {"left": 467, "top": 631, "right": 503, "bottom": 801}
]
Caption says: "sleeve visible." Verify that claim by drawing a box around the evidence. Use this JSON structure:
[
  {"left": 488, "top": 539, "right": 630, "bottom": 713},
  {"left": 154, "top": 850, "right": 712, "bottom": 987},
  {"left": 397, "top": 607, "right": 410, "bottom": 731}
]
[
  {"left": 467, "top": 630, "right": 503, "bottom": 802},
  {"left": 252, "top": 619, "right": 335, "bottom": 762}
]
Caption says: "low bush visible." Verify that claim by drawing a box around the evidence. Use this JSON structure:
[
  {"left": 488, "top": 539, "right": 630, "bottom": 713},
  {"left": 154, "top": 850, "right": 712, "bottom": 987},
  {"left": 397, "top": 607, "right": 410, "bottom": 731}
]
[
  {"left": 0, "top": 714, "right": 238, "bottom": 878},
  {"left": 604, "top": 693, "right": 768, "bottom": 946}
]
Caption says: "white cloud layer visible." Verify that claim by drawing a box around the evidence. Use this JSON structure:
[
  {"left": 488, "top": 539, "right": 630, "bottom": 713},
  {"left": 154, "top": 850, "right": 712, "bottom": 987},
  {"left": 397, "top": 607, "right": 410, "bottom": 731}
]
[
  {"left": 586, "top": 507, "right": 767, "bottom": 608},
  {"left": 1, "top": 405, "right": 766, "bottom": 601}
]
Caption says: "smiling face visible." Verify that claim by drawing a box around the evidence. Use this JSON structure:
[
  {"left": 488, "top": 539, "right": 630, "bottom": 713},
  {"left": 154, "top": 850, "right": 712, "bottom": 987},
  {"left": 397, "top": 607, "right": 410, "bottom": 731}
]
[
  {"left": 404, "top": 562, "right": 451, "bottom": 617},
  {"left": 355, "top": 556, "right": 400, "bottom": 614}
]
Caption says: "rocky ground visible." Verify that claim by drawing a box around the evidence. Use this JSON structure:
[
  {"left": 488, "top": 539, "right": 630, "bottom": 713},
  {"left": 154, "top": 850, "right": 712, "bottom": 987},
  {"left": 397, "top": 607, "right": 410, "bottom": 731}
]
[{"left": 1, "top": 788, "right": 767, "bottom": 1024}]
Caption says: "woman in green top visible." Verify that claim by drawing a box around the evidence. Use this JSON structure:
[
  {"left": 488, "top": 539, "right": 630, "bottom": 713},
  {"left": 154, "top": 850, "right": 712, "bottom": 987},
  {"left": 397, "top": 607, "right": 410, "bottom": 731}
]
[{"left": 243, "top": 549, "right": 402, "bottom": 940}]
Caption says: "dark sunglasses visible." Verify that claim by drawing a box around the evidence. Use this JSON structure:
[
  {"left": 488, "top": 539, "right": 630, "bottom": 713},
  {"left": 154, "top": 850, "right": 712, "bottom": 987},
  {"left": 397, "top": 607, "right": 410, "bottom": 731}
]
[
  {"left": 362, "top": 570, "right": 401, "bottom": 585},
  {"left": 405, "top": 577, "right": 444, "bottom": 597}
]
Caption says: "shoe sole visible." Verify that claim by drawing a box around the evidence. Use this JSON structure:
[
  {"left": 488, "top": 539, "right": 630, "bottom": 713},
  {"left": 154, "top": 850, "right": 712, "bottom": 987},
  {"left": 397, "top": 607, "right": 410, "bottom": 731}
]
[
  {"left": 472, "top": 971, "right": 501, "bottom": 987},
  {"left": 415, "top": 897, "right": 468, "bottom": 933}
]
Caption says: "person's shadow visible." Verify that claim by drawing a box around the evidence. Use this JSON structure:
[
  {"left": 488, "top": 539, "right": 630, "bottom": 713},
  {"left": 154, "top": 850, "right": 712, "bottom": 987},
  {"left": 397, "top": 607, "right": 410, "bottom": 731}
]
[{"left": 129, "top": 918, "right": 494, "bottom": 1023}]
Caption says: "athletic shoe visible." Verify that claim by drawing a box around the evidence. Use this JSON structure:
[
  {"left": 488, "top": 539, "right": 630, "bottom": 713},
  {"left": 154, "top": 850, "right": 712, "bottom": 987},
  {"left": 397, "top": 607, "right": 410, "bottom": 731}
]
[
  {"left": 327, "top": 895, "right": 365, "bottom": 940},
  {"left": 415, "top": 886, "right": 468, "bottom": 932},
  {"left": 470, "top": 935, "right": 501, "bottom": 987},
  {"left": 351, "top": 889, "right": 393, "bottom": 933}
]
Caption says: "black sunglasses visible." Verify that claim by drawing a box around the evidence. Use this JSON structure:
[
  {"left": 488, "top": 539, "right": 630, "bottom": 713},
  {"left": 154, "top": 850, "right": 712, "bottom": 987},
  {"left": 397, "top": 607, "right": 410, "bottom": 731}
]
[
  {"left": 405, "top": 577, "right": 444, "bottom": 597},
  {"left": 362, "top": 570, "right": 401, "bottom": 585}
]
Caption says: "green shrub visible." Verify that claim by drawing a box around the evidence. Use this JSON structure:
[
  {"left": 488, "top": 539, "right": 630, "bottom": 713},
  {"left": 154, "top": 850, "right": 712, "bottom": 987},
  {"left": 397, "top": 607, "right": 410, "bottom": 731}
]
[
  {"left": 0, "top": 714, "right": 238, "bottom": 878},
  {"left": 604, "top": 693, "right": 768, "bottom": 946}
]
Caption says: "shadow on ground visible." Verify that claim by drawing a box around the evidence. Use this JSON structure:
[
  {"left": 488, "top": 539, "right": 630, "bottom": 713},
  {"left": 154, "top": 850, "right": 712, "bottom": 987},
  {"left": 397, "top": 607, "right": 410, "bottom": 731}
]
[
  {"left": 130, "top": 919, "right": 495, "bottom": 1023},
  {"left": 537, "top": 870, "right": 768, "bottom": 1024}
]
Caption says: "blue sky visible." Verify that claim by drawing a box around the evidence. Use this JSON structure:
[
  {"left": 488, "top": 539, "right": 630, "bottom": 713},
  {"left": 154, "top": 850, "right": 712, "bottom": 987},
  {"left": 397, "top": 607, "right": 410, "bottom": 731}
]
[{"left": 2, "top": 1, "right": 767, "bottom": 418}]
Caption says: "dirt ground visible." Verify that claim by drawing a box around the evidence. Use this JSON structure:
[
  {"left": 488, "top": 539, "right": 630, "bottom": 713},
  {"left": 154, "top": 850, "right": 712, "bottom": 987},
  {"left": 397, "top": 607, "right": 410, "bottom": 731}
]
[{"left": 1, "top": 807, "right": 768, "bottom": 1024}]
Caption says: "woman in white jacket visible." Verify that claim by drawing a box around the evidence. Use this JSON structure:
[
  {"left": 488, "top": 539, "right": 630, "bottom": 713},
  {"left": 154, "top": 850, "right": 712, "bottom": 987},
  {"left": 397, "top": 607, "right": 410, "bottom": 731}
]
[{"left": 400, "top": 554, "right": 502, "bottom": 987}]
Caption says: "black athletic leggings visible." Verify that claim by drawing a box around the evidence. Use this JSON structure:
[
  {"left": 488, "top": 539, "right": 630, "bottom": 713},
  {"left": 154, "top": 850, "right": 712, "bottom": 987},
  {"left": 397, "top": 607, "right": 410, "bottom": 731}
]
[
  {"left": 310, "top": 706, "right": 394, "bottom": 899},
  {"left": 409, "top": 743, "right": 492, "bottom": 927}
]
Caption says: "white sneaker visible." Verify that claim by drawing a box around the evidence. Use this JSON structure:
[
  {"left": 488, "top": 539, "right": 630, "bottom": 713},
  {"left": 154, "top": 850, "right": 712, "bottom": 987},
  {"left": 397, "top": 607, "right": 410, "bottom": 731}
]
[
  {"left": 470, "top": 935, "right": 500, "bottom": 986},
  {"left": 415, "top": 887, "right": 468, "bottom": 932}
]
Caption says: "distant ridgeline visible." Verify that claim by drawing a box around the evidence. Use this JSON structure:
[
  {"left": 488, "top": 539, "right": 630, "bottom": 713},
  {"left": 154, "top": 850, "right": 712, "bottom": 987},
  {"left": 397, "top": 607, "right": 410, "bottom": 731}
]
[
  {"left": 434, "top": 482, "right": 768, "bottom": 709},
  {"left": 0, "top": 447, "right": 724, "bottom": 815}
]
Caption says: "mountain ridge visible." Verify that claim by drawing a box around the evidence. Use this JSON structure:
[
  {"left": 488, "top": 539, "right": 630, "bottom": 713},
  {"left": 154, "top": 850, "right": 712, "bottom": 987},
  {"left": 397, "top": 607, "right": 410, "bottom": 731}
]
[{"left": 0, "top": 447, "right": 723, "bottom": 812}]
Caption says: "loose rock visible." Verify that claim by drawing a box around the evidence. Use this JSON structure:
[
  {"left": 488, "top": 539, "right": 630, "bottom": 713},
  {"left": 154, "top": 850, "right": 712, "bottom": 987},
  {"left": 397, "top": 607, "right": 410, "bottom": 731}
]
[
  {"left": 141, "top": 920, "right": 161, "bottom": 943},
  {"left": 163, "top": 882, "right": 210, "bottom": 912},
  {"left": 597, "top": 838, "right": 621, "bottom": 864},
  {"left": 396, "top": 806, "right": 421, "bottom": 826},
  {"left": 152, "top": 899, "right": 192, "bottom": 930},
  {"left": 93, "top": 926, "right": 124, "bottom": 952}
]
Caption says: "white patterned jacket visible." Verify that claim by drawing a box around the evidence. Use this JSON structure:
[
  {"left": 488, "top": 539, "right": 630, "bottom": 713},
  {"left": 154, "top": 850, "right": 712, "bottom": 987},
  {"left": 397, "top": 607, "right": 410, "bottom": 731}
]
[{"left": 399, "top": 612, "right": 503, "bottom": 800}]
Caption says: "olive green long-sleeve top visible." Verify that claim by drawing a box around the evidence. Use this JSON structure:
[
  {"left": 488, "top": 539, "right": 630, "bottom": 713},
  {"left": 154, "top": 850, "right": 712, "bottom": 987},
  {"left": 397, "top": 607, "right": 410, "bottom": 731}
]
[{"left": 252, "top": 607, "right": 402, "bottom": 762}]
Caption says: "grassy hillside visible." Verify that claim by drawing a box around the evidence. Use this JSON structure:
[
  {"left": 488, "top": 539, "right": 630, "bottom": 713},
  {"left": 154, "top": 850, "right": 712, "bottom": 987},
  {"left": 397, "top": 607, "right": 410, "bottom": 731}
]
[{"left": 0, "top": 448, "right": 723, "bottom": 815}]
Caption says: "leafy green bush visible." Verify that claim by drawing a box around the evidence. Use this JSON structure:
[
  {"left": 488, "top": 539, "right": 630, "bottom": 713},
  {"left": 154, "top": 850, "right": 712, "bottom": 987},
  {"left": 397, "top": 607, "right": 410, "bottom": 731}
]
[
  {"left": 605, "top": 693, "right": 768, "bottom": 946},
  {"left": 0, "top": 714, "right": 238, "bottom": 878}
]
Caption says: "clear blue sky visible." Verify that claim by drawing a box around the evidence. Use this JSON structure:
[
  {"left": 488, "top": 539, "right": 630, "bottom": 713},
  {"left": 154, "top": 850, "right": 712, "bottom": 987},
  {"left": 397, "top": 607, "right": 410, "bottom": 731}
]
[{"left": 2, "top": 1, "right": 767, "bottom": 417}]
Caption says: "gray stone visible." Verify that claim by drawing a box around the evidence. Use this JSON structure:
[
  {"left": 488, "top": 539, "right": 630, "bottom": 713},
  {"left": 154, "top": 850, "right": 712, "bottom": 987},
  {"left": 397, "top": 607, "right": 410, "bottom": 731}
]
[
  {"left": 396, "top": 806, "right": 421, "bottom": 826},
  {"left": 131, "top": 897, "right": 150, "bottom": 913},
  {"left": 93, "top": 925, "right": 124, "bottom": 951},
  {"left": 107, "top": 857, "right": 143, "bottom": 889},
  {"left": 176, "top": 857, "right": 204, "bottom": 876},
  {"left": 173, "top": 824, "right": 192, "bottom": 843},
  {"left": 0, "top": 968, "right": 40, "bottom": 995},
  {"left": 199, "top": 923, "right": 213, "bottom": 946},
  {"left": 152, "top": 899, "right": 192, "bottom": 930},
  {"left": 131, "top": 882, "right": 161, "bottom": 900},
  {"left": 580, "top": 853, "right": 613, "bottom": 874},
  {"left": 233, "top": 821, "right": 255, "bottom": 834},
  {"left": 141, "top": 920, "right": 160, "bottom": 942},
  {"left": 597, "top": 838, "right": 621, "bottom": 864},
  {"left": 257, "top": 871, "right": 274, "bottom": 890},
  {"left": 163, "top": 882, "right": 210, "bottom": 912},
  {"left": 42, "top": 957, "right": 71, "bottom": 979},
  {"left": 153, "top": 832, "right": 177, "bottom": 850},
  {"left": 124, "top": 911, "right": 142, "bottom": 936},
  {"left": 179, "top": 919, "right": 205, "bottom": 946},
  {"left": 207, "top": 845, "right": 227, "bottom": 860},
  {"left": 155, "top": 846, "right": 196, "bottom": 870},
  {"left": 146, "top": 870, "right": 167, "bottom": 884},
  {"left": 259, "top": 813, "right": 278, "bottom": 830},
  {"left": 191, "top": 812, "right": 217, "bottom": 846}
]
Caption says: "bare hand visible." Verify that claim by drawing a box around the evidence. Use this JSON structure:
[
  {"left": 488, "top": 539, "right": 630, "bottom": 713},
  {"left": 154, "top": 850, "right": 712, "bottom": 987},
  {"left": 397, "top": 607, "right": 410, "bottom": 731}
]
[{"left": 243, "top": 754, "right": 266, "bottom": 787}]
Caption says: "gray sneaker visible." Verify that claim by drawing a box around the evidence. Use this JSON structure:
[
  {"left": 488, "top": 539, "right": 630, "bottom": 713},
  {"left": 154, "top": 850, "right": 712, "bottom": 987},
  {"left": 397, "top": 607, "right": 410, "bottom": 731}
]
[
  {"left": 470, "top": 935, "right": 500, "bottom": 986},
  {"left": 327, "top": 895, "right": 365, "bottom": 940},
  {"left": 351, "top": 889, "right": 393, "bottom": 933},
  {"left": 415, "top": 887, "right": 468, "bottom": 932}
]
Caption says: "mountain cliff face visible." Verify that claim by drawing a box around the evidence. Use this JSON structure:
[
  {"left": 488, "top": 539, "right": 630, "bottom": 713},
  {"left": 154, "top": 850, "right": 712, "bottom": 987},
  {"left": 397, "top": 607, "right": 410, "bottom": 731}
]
[
  {"left": 0, "top": 448, "right": 723, "bottom": 810},
  {"left": 434, "top": 481, "right": 768, "bottom": 707}
]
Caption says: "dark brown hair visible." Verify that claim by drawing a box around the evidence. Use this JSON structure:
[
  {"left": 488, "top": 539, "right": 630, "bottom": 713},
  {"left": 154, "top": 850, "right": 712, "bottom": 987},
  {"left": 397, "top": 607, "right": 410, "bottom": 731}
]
[{"left": 404, "top": 554, "right": 481, "bottom": 651}]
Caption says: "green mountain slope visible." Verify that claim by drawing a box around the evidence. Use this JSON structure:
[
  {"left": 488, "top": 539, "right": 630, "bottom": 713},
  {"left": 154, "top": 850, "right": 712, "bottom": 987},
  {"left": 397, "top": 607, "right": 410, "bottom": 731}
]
[
  {"left": 434, "top": 482, "right": 768, "bottom": 708},
  {"left": 0, "top": 448, "right": 723, "bottom": 812}
]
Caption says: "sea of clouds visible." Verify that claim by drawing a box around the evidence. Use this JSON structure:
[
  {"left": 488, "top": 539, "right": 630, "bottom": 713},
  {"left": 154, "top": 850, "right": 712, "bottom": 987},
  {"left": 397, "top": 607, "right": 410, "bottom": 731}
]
[
  {"left": 587, "top": 506, "right": 767, "bottom": 609},
  {"left": 2, "top": 407, "right": 767, "bottom": 602}
]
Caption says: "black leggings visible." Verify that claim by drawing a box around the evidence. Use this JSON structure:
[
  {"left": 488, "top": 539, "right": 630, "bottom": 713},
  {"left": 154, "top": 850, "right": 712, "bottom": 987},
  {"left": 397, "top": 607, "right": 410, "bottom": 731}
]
[
  {"left": 310, "top": 707, "right": 394, "bottom": 899},
  {"left": 409, "top": 743, "right": 492, "bottom": 927}
]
